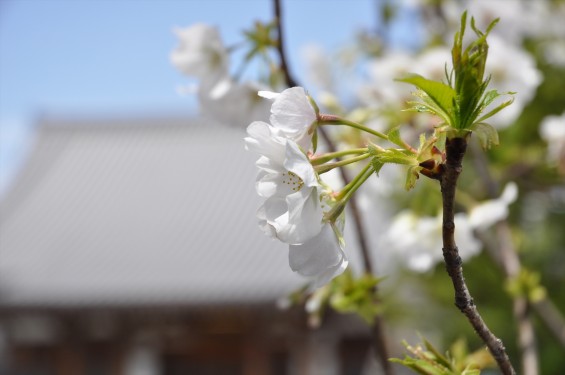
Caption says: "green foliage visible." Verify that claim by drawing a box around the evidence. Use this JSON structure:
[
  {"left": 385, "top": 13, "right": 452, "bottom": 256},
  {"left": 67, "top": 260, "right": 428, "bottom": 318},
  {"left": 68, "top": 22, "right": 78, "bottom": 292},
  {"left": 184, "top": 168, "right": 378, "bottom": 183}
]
[
  {"left": 280, "top": 270, "right": 384, "bottom": 327},
  {"left": 468, "top": 122, "right": 498, "bottom": 149},
  {"left": 328, "top": 271, "right": 384, "bottom": 324},
  {"left": 397, "top": 11, "right": 513, "bottom": 146},
  {"left": 390, "top": 337, "right": 495, "bottom": 375},
  {"left": 242, "top": 20, "right": 278, "bottom": 61},
  {"left": 505, "top": 268, "right": 547, "bottom": 303},
  {"left": 370, "top": 130, "right": 447, "bottom": 189},
  {"left": 397, "top": 74, "right": 456, "bottom": 127},
  {"left": 368, "top": 143, "right": 420, "bottom": 189},
  {"left": 387, "top": 126, "right": 410, "bottom": 148}
]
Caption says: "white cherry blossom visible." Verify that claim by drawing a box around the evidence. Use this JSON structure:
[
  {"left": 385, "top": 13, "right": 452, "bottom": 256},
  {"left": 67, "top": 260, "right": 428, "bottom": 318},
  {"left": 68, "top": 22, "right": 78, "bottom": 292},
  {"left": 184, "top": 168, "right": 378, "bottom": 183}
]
[
  {"left": 483, "top": 35, "right": 543, "bottom": 128},
  {"left": 469, "top": 183, "right": 518, "bottom": 231},
  {"left": 359, "top": 52, "right": 414, "bottom": 109},
  {"left": 540, "top": 112, "right": 565, "bottom": 168},
  {"left": 245, "top": 121, "right": 348, "bottom": 286},
  {"left": 444, "top": 0, "right": 565, "bottom": 44},
  {"left": 289, "top": 223, "right": 348, "bottom": 287},
  {"left": 245, "top": 121, "right": 324, "bottom": 244},
  {"left": 301, "top": 44, "right": 334, "bottom": 92},
  {"left": 385, "top": 211, "right": 481, "bottom": 273},
  {"left": 259, "top": 87, "right": 318, "bottom": 150},
  {"left": 170, "top": 23, "right": 228, "bottom": 84},
  {"left": 199, "top": 79, "right": 271, "bottom": 127}
]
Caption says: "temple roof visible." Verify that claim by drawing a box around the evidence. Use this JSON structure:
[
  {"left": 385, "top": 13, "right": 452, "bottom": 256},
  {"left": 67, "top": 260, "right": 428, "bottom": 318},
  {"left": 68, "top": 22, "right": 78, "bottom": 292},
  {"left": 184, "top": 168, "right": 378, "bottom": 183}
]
[{"left": 0, "top": 116, "right": 309, "bottom": 308}]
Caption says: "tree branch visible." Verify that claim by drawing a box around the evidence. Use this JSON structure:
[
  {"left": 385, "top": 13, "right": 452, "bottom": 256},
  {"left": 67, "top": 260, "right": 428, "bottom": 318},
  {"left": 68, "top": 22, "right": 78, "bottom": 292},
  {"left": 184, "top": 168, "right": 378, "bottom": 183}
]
[
  {"left": 273, "top": 0, "right": 298, "bottom": 88},
  {"left": 318, "top": 128, "right": 393, "bottom": 375},
  {"left": 440, "top": 136, "right": 516, "bottom": 375},
  {"left": 532, "top": 298, "right": 565, "bottom": 348},
  {"left": 477, "top": 223, "right": 539, "bottom": 375},
  {"left": 272, "top": 1, "right": 393, "bottom": 373},
  {"left": 470, "top": 138, "right": 565, "bottom": 373}
]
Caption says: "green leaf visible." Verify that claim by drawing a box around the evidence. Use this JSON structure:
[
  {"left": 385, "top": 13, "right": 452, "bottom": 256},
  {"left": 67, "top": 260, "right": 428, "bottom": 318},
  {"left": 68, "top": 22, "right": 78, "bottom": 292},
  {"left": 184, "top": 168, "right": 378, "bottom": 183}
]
[
  {"left": 328, "top": 273, "right": 382, "bottom": 325},
  {"left": 417, "top": 133, "right": 436, "bottom": 160},
  {"left": 470, "top": 122, "right": 499, "bottom": 149},
  {"left": 397, "top": 74, "right": 456, "bottom": 125},
  {"left": 375, "top": 149, "right": 417, "bottom": 166},
  {"left": 423, "top": 338, "right": 452, "bottom": 369},
  {"left": 387, "top": 126, "right": 406, "bottom": 148},
  {"left": 311, "top": 128, "right": 318, "bottom": 153},
  {"left": 462, "top": 78, "right": 493, "bottom": 128},
  {"left": 474, "top": 97, "right": 515, "bottom": 125},
  {"left": 404, "top": 95, "right": 451, "bottom": 126},
  {"left": 389, "top": 357, "right": 438, "bottom": 375},
  {"left": 371, "top": 158, "right": 385, "bottom": 176},
  {"left": 479, "top": 87, "right": 503, "bottom": 109},
  {"left": 405, "top": 165, "right": 421, "bottom": 190},
  {"left": 367, "top": 141, "right": 382, "bottom": 156}
]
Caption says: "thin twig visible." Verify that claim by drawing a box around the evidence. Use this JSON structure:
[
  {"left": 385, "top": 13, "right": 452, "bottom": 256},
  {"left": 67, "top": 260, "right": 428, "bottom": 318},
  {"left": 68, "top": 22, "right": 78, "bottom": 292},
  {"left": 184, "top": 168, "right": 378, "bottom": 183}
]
[
  {"left": 497, "top": 222, "right": 539, "bottom": 375},
  {"left": 272, "top": 1, "right": 394, "bottom": 372},
  {"left": 318, "top": 117, "right": 394, "bottom": 375},
  {"left": 470, "top": 141, "right": 539, "bottom": 374},
  {"left": 470, "top": 138, "right": 565, "bottom": 372},
  {"left": 440, "top": 137, "right": 515, "bottom": 375},
  {"left": 478, "top": 224, "right": 539, "bottom": 375},
  {"left": 532, "top": 298, "right": 565, "bottom": 348},
  {"left": 273, "top": 0, "right": 297, "bottom": 88}
]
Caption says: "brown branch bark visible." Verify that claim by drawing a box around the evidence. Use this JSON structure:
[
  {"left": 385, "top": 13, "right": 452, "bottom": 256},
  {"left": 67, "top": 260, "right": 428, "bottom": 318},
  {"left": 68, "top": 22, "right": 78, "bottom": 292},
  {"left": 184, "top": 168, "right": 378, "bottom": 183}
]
[
  {"left": 440, "top": 137, "right": 516, "bottom": 375},
  {"left": 273, "top": 0, "right": 297, "bottom": 88}
]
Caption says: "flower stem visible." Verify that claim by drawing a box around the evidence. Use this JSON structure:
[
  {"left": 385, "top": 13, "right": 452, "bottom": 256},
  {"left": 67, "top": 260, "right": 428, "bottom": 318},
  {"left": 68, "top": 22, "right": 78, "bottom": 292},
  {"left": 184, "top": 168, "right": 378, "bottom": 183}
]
[
  {"left": 310, "top": 148, "right": 368, "bottom": 165},
  {"left": 315, "top": 153, "right": 371, "bottom": 174},
  {"left": 317, "top": 126, "right": 394, "bottom": 375},
  {"left": 325, "top": 163, "right": 373, "bottom": 222},
  {"left": 318, "top": 114, "right": 389, "bottom": 141},
  {"left": 440, "top": 136, "right": 516, "bottom": 375},
  {"left": 272, "top": 3, "right": 393, "bottom": 372}
]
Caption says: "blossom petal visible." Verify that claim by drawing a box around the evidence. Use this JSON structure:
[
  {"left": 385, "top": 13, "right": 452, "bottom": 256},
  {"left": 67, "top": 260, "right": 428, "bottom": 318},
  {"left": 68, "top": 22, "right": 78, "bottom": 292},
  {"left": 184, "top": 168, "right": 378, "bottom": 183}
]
[
  {"left": 501, "top": 182, "right": 518, "bottom": 204},
  {"left": 269, "top": 87, "right": 316, "bottom": 149},
  {"left": 469, "top": 183, "right": 518, "bottom": 231},
  {"left": 288, "top": 224, "right": 348, "bottom": 286},
  {"left": 386, "top": 211, "right": 481, "bottom": 273},
  {"left": 454, "top": 213, "right": 482, "bottom": 261},
  {"left": 279, "top": 189, "right": 323, "bottom": 244},
  {"left": 270, "top": 87, "right": 316, "bottom": 132},
  {"left": 256, "top": 170, "right": 304, "bottom": 199},
  {"left": 170, "top": 23, "right": 228, "bottom": 81},
  {"left": 258, "top": 196, "right": 289, "bottom": 238},
  {"left": 258, "top": 90, "right": 280, "bottom": 100},
  {"left": 283, "top": 141, "right": 318, "bottom": 188},
  {"left": 244, "top": 121, "right": 285, "bottom": 164}
]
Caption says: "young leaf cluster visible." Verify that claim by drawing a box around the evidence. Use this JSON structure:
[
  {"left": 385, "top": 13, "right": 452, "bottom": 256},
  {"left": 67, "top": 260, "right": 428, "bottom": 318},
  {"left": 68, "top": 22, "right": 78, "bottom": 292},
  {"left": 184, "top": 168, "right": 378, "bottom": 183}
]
[
  {"left": 369, "top": 128, "right": 445, "bottom": 189},
  {"left": 397, "top": 12, "right": 514, "bottom": 146},
  {"left": 328, "top": 271, "right": 383, "bottom": 325},
  {"left": 390, "top": 338, "right": 495, "bottom": 375}
]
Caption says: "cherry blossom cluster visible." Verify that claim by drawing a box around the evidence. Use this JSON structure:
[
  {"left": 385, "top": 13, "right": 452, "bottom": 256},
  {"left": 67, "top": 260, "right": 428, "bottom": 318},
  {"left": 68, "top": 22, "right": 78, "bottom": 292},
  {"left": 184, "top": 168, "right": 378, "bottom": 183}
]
[
  {"left": 244, "top": 87, "right": 348, "bottom": 286},
  {"left": 170, "top": 23, "right": 271, "bottom": 127},
  {"left": 169, "top": 3, "right": 562, "bottom": 289}
]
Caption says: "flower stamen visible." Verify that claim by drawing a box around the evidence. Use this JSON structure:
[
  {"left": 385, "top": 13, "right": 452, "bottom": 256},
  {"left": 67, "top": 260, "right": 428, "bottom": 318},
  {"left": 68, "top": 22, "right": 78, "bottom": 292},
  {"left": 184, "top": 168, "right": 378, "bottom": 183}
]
[{"left": 282, "top": 171, "right": 305, "bottom": 192}]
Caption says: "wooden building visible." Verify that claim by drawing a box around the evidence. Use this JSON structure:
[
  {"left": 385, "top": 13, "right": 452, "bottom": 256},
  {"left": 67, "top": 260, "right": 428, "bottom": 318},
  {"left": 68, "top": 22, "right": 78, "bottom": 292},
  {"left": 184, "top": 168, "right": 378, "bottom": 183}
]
[{"left": 0, "top": 117, "right": 378, "bottom": 374}]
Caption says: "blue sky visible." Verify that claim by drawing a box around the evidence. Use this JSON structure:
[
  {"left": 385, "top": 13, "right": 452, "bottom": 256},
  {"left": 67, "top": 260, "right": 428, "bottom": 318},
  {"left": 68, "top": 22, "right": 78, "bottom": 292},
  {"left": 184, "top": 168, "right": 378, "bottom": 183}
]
[{"left": 0, "top": 0, "right": 417, "bottom": 195}]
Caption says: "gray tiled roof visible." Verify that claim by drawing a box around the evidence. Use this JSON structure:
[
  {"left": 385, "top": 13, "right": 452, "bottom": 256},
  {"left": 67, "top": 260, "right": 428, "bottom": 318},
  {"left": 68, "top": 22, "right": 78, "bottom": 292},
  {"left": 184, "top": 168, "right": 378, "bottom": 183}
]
[{"left": 0, "top": 117, "right": 310, "bottom": 307}]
